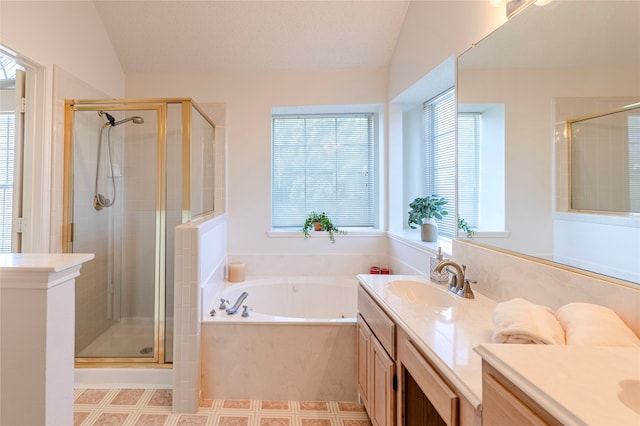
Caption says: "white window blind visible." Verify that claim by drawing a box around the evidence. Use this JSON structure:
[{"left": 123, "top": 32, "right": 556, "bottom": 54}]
[
  {"left": 457, "top": 113, "right": 480, "bottom": 229},
  {"left": 272, "top": 113, "right": 375, "bottom": 228},
  {"left": 423, "top": 89, "right": 456, "bottom": 237},
  {"left": 0, "top": 112, "right": 14, "bottom": 253},
  {"left": 630, "top": 114, "right": 640, "bottom": 212}
]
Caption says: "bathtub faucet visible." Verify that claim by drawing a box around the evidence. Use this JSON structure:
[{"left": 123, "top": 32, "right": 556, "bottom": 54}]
[{"left": 226, "top": 292, "right": 249, "bottom": 315}]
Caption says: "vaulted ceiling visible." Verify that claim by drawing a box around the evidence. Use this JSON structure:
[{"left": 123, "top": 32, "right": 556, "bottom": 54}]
[{"left": 93, "top": 1, "right": 411, "bottom": 74}]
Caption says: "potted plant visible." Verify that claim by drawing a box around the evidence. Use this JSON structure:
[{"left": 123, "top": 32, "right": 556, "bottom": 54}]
[
  {"left": 458, "top": 217, "right": 475, "bottom": 239},
  {"left": 407, "top": 195, "right": 448, "bottom": 242},
  {"left": 302, "top": 211, "right": 345, "bottom": 243}
]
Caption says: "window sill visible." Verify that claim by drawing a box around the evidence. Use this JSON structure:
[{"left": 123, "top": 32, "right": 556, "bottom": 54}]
[
  {"left": 266, "top": 228, "right": 386, "bottom": 239},
  {"left": 554, "top": 211, "right": 640, "bottom": 228},
  {"left": 387, "top": 230, "right": 453, "bottom": 256},
  {"left": 458, "top": 231, "right": 511, "bottom": 239}
]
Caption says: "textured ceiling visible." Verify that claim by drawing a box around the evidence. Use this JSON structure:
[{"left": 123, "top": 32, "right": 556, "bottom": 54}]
[{"left": 93, "top": 0, "right": 411, "bottom": 74}]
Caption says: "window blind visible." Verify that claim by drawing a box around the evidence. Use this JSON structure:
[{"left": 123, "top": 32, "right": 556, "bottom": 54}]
[
  {"left": 630, "top": 114, "right": 640, "bottom": 212},
  {"left": 0, "top": 112, "right": 15, "bottom": 253},
  {"left": 423, "top": 89, "right": 456, "bottom": 237},
  {"left": 457, "top": 113, "right": 480, "bottom": 228},
  {"left": 272, "top": 113, "right": 375, "bottom": 228}
]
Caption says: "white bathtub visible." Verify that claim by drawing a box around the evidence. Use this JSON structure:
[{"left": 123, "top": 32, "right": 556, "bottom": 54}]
[
  {"left": 205, "top": 275, "right": 358, "bottom": 322},
  {"left": 201, "top": 276, "right": 358, "bottom": 401}
]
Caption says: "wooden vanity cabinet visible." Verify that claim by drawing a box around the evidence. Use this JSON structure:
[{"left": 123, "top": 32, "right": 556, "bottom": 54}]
[
  {"left": 482, "top": 361, "right": 562, "bottom": 426},
  {"left": 397, "top": 327, "right": 462, "bottom": 426},
  {"left": 357, "top": 284, "right": 481, "bottom": 426},
  {"left": 357, "top": 286, "right": 396, "bottom": 426}
]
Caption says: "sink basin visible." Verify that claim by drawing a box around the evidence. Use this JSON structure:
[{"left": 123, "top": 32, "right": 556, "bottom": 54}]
[{"left": 387, "top": 280, "right": 457, "bottom": 307}]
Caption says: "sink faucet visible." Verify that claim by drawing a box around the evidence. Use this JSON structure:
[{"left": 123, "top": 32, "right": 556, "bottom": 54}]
[{"left": 434, "top": 261, "right": 475, "bottom": 299}]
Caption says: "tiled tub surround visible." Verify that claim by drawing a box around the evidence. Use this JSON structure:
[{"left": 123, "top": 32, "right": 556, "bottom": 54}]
[
  {"left": 174, "top": 213, "right": 227, "bottom": 413},
  {"left": 201, "top": 276, "right": 359, "bottom": 401}
]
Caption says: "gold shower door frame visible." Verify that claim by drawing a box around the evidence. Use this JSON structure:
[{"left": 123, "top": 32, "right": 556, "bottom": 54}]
[{"left": 63, "top": 98, "right": 212, "bottom": 367}]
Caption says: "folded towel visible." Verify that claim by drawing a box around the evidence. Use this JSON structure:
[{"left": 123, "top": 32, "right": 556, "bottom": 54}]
[
  {"left": 556, "top": 302, "right": 640, "bottom": 347},
  {"left": 492, "top": 298, "right": 566, "bottom": 345}
]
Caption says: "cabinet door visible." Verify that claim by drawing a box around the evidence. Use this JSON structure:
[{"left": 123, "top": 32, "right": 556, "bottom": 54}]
[
  {"left": 483, "top": 372, "right": 550, "bottom": 426},
  {"left": 371, "top": 336, "right": 395, "bottom": 426},
  {"left": 357, "top": 316, "right": 372, "bottom": 411}
]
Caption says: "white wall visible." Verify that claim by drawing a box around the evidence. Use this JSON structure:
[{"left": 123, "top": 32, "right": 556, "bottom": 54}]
[
  {"left": 0, "top": 1, "right": 124, "bottom": 98},
  {"left": 126, "top": 69, "right": 390, "bottom": 273},
  {"left": 386, "top": 1, "right": 504, "bottom": 259},
  {"left": 0, "top": 1, "right": 126, "bottom": 252},
  {"left": 122, "top": 2, "right": 508, "bottom": 276},
  {"left": 388, "top": 1, "right": 505, "bottom": 100}
]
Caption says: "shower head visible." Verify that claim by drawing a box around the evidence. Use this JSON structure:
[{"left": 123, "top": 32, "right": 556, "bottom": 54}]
[
  {"left": 100, "top": 111, "right": 144, "bottom": 127},
  {"left": 112, "top": 116, "right": 144, "bottom": 126}
]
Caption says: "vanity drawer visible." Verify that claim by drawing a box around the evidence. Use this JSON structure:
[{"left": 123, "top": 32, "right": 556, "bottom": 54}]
[
  {"left": 400, "top": 338, "right": 459, "bottom": 426},
  {"left": 482, "top": 361, "right": 562, "bottom": 426},
  {"left": 358, "top": 285, "right": 396, "bottom": 357}
]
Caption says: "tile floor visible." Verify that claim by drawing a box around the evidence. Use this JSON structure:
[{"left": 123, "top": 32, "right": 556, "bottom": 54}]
[{"left": 74, "top": 388, "right": 372, "bottom": 426}]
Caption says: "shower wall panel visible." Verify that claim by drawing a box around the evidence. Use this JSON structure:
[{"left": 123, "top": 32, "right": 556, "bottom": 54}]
[
  {"left": 122, "top": 115, "right": 158, "bottom": 319},
  {"left": 73, "top": 111, "right": 117, "bottom": 352}
]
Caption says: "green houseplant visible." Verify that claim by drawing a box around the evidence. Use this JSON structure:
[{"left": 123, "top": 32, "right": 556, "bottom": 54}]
[
  {"left": 302, "top": 211, "right": 345, "bottom": 243},
  {"left": 458, "top": 217, "right": 475, "bottom": 239},
  {"left": 407, "top": 195, "right": 448, "bottom": 242}
]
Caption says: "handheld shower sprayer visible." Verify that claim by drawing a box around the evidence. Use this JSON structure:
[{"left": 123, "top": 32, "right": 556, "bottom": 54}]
[
  {"left": 94, "top": 111, "right": 145, "bottom": 211},
  {"left": 99, "top": 111, "right": 144, "bottom": 127}
]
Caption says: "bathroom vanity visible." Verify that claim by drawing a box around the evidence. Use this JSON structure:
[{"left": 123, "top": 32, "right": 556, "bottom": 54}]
[
  {"left": 357, "top": 274, "right": 496, "bottom": 426},
  {"left": 476, "top": 344, "right": 640, "bottom": 425},
  {"left": 357, "top": 274, "right": 640, "bottom": 426}
]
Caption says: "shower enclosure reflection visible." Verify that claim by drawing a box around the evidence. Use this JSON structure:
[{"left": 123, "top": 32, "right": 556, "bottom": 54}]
[{"left": 64, "top": 98, "right": 215, "bottom": 365}]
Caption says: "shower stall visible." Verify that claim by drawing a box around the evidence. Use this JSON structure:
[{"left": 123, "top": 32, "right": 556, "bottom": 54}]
[{"left": 63, "top": 98, "right": 216, "bottom": 365}]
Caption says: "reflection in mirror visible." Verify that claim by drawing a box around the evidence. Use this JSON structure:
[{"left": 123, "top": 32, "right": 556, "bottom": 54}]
[
  {"left": 569, "top": 103, "right": 640, "bottom": 214},
  {"left": 457, "top": 0, "right": 640, "bottom": 285}
]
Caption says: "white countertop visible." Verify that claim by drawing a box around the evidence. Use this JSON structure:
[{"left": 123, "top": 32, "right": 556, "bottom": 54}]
[
  {"left": 0, "top": 253, "right": 95, "bottom": 289},
  {"left": 476, "top": 344, "right": 640, "bottom": 426},
  {"left": 357, "top": 274, "right": 497, "bottom": 408},
  {"left": 0, "top": 253, "right": 94, "bottom": 271}
]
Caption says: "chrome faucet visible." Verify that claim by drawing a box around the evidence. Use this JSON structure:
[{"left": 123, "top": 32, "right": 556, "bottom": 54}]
[
  {"left": 226, "top": 292, "right": 248, "bottom": 314},
  {"left": 434, "top": 261, "right": 475, "bottom": 299}
]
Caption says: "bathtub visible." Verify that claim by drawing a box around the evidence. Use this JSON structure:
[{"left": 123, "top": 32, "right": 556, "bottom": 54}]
[
  {"left": 206, "top": 276, "right": 357, "bottom": 321},
  {"left": 201, "top": 276, "right": 358, "bottom": 401}
]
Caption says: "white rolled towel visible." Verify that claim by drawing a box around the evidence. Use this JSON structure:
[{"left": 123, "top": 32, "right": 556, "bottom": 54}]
[
  {"left": 492, "top": 298, "right": 566, "bottom": 345},
  {"left": 556, "top": 302, "right": 640, "bottom": 347}
]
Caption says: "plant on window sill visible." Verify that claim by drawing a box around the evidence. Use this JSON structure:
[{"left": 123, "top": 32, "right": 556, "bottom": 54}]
[
  {"left": 458, "top": 217, "right": 475, "bottom": 239},
  {"left": 408, "top": 195, "right": 448, "bottom": 242},
  {"left": 302, "top": 211, "right": 345, "bottom": 243}
]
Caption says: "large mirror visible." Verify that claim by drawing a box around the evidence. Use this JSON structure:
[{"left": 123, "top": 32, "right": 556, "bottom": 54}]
[{"left": 457, "top": 0, "right": 640, "bottom": 286}]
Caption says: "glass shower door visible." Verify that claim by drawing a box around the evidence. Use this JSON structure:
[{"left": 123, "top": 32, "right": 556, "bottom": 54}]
[{"left": 72, "top": 107, "right": 161, "bottom": 362}]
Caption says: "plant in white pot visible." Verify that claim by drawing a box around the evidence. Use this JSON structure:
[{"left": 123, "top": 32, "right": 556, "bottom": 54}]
[{"left": 407, "top": 195, "right": 449, "bottom": 242}]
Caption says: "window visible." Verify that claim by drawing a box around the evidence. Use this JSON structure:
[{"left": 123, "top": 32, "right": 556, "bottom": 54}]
[
  {"left": 457, "top": 113, "right": 480, "bottom": 230},
  {"left": 422, "top": 89, "right": 456, "bottom": 237},
  {"left": 0, "top": 112, "right": 15, "bottom": 252},
  {"left": 630, "top": 115, "right": 640, "bottom": 212},
  {"left": 0, "top": 52, "right": 23, "bottom": 253},
  {"left": 457, "top": 102, "right": 506, "bottom": 234},
  {"left": 272, "top": 113, "right": 376, "bottom": 229}
]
